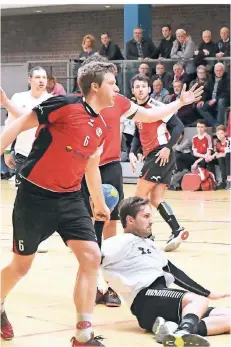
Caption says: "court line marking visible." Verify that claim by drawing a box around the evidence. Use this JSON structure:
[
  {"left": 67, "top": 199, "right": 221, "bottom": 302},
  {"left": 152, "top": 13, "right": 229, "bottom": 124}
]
[{"left": 17, "top": 319, "right": 136, "bottom": 338}]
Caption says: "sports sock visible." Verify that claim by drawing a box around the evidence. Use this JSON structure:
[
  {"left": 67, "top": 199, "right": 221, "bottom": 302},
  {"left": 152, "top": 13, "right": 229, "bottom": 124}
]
[
  {"left": 1, "top": 300, "right": 5, "bottom": 312},
  {"left": 179, "top": 313, "right": 199, "bottom": 333},
  {"left": 76, "top": 313, "right": 93, "bottom": 342},
  {"left": 194, "top": 320, "right": 208, "bottom": 336},
  {"left": 157, "top": 201, "right": 181, "bottom": 235},
  {"left": 94, "top": 221, "right": 104, "bottom": 249}
]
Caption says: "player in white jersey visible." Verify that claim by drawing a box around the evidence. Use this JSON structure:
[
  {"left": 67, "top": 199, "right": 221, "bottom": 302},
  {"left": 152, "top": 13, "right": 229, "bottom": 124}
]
[
  {"left": 101, "top": 197, "right": 230, "bottom": 347},
  {"left": 3, "top": 66, "right": 51, "bottom": 253}
]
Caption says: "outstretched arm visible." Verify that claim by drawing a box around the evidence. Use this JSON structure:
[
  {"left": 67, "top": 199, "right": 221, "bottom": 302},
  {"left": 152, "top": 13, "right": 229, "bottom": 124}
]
[
  {"left": 0, "top": 88, "right": 27, "bottom": 123},
  {"left": 0, "top": 111, "right": 38, "bottom": 154},
  {"left": 132, "top": 83, "right": 203, "bottom": 123}
]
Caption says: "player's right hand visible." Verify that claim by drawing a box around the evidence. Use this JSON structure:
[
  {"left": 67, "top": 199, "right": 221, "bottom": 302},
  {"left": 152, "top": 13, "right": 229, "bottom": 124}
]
[
  {"left": 129, "top": 153, "right": 138, "bottom": 173},
  {"left": 4, "top": 153, "right": 16, "bottom": 169},
  {"left": 93, "top": 204, "right": 111, "bottom": 222}
]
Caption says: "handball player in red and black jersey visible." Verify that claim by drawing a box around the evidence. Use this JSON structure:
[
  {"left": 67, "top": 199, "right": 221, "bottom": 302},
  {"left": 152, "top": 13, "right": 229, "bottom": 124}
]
[
  {"left": 129, "top": 74, "right": 189, "bottom": 252},
  {"left": 0, "top": 57, "right": 203, "bottom": 346}
]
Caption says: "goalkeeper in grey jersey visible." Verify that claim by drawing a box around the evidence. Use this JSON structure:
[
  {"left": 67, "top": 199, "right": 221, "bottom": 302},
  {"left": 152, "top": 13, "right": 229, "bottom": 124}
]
[{"left": 101, "top": 197, "right": 230, "bottom": 347}]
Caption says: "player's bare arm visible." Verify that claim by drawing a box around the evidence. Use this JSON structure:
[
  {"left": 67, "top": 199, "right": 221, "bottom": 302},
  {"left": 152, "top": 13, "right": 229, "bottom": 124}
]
[
  {"left": 133, "top": 83, "right": 203, "bottom": 123},
  {"left": 0, "top": 87, "right": 27, "bottom": 123},
  {"left": 0, "top": 111, "right": 39, "bottom": 154},
  {"left": 85, "top": 153, "right": 110, "bottom": 221}
]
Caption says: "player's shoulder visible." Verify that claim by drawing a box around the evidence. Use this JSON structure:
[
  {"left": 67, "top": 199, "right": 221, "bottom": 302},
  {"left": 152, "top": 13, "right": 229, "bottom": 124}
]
[
  {"left": 11, "top": 90, "right": 30, "bottom": 101},
  {"left": 192, "top": 134, "right": 199, "bottom": 139},
  {"left": 102, "top": 233, "right": 136, "bottom": 252}
]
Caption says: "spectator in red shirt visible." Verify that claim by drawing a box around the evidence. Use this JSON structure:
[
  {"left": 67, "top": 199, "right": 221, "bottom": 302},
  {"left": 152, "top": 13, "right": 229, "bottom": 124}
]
[
  {"left": 210, "top": 125, "right": 231, "bottom": 189},
  {"left": 192, "top": 119, "right": 215, "bottom": 175}
]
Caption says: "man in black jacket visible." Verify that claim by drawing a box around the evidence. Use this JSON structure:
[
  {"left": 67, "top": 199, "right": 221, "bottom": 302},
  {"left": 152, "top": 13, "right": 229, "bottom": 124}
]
[
  {"left": 194, "top": 30, "right": 217, "bottom": 67},
  {"left": 197, "top": 63, "right": 230, "bottom": 126},
  {"left": 216, "top": 27, "right": 230, "bottom": 58},
  {"left": 99, "top": 33, "right": 124, "bottom": 60},
  {"left": 126, "top": 27, "right": 157, "bottom": 60},
  {"left": 156, "top": 25, "right": 175, "bottom": 58},
  {"left": 151, "top": 62, "right": 172, "bottom": 92}
]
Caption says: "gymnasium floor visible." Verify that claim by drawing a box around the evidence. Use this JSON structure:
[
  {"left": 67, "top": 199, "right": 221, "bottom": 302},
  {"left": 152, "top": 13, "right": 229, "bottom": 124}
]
[{"left": 1, "top": 180, "right": 230, "bottom": 347}]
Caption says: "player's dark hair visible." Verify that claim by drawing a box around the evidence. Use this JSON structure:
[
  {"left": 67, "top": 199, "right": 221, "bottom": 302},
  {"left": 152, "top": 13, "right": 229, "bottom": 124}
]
[
  {"left": 101, "top": 32, "right": 110, "bottom": 37},
  {"left": 196, "top": 119, "right": 207, "bottom": 126},
  {"left": 77, "top": 61, "right": 117, "bottom": 96},
  {"left": 29, "top": 66, "right": 47, "bottom": 78},
  {"left": 162, "top": 24, "right": 171, "bottom": 31},
  {"left": 119, "top": 197, "right": 150, "bottom": 228},
  {"left": 130, "top": 74, "right": 150, "bottom": 89},
  {"left": 82, "top": 54, "right": 109, "bottom": 66}
]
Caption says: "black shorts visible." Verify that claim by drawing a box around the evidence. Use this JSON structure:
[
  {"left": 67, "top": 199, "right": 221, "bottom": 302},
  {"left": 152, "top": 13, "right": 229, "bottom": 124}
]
[
  {"left": 12, "top": 179, "right": 97, "bottom": 255},
  {"left": 140, "top": 148, "right": 176, "bottom": 185},
  {"left": 131, "top": 276, "right": 187, "bottom": 332},
  {"left": 81, "top": 161, "right": 124, "bottom": 220}
]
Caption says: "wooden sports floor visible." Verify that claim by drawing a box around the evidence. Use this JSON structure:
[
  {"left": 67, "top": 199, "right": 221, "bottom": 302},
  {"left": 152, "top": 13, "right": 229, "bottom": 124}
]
[{"left": 1, "top": 180, "right": 230, "bottom": 347}]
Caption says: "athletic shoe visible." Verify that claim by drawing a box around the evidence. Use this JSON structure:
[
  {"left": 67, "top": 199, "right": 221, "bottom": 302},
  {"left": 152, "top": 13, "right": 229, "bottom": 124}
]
[
  {"left": 95, "top": 289, "right": 105, "bottom": 305},
  {"left": 164, "top": 228, "right": 189, "bottom": 252},
  {"left": 104, "top": 287, "right": 121, "bottom": 307},
  {"left": 1, "top": 310, "right": 14, "bottom": 340},
  {"left": 162, "top": 329, "right": 210, "bottom": 347},
  {"left": 152, "top": 317, "right": 178, "bottom": 344},
  {"left": 71, "top": 334, "right": 105, "bottom": 346},
  {"left": 37, "top": 239, "right": 49, "bottom": 253}
]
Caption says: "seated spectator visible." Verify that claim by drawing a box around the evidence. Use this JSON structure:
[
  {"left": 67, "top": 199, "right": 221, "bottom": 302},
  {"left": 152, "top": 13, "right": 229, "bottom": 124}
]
[
  {"left": 138, "top": 63, "right": 150, "bottom": 77},
  {"left": 170, "top": 29, "right": 196, "bottom": 74},
  {"left": 197, "top": 63, "right": 230, "bottom": 126},
  {"left": 191, "top": 120, "right": 215, "bottom": 175},
  {"left": 150, "top": 80, "right": 170, "bottom": 103},
  {"left": 189, "top": 65, "right": 208, "bottom": 116},
  {"left": 169, "top": 80, "right": 197, "bottom": 125},
  {"left": 209, "top": 125, "right": 231, "bottom": 189},
  {"left": 126, "top": 27, "right": 157, "bottom": 60},
  {"left": 171, "top": 63, "right": 190, "bottom": 92},
  {"left": 78, "top": 34, "right": 97, "bottom": 61},
  {"left": 47, "top": 76, "right": 66, "bottom": 95},
  {"left": 99, "top": 32, "right": 124, "bottom": 60},
  {"left": 151, "top": 62, "right": 172, "bottom": 91},
  {"left": 194, "top": 30, "right": 217, "bottom": 67},
  {"left": 156, "top": 24, "right": 175, "bottom": 58},
  {"left": 174, "top": 132, "right": 195, "bottom": 172},
  {"left": 216, "top": 27, "right": 230, "bottom": 57}
]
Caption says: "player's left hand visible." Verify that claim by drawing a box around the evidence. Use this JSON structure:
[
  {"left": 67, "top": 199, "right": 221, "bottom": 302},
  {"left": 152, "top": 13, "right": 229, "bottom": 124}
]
[
  {"left": 0, "top": 87, "right": 8, "bottom": 107},
  {"left": 155, "top": 147, "right": 170, "bottom": 166},
  {"left": 180, "top": 83, "right": 204, "bottom": 105},
  {"left": 208, "top": 292, "right": 231, "bottom": 300}
]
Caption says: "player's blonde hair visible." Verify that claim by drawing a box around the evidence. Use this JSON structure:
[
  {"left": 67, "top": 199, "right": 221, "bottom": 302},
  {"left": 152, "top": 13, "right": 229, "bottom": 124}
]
[{"left": 77, "top": 61, "right": 117, "bottom": 96}]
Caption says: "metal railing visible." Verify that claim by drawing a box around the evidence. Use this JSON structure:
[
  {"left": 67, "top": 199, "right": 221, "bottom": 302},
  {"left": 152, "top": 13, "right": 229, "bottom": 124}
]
[{"left": 27, "top": 57, "right": 230, "bottom": 95}]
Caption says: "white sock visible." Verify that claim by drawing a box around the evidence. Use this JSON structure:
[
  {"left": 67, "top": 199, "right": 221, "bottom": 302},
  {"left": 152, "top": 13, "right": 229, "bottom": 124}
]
[
  {"left": 1, "top": 300, "right": 5, "bottom": 312},
  {"left": 76, "top": 313, "right": 93, "bottom": 342}
]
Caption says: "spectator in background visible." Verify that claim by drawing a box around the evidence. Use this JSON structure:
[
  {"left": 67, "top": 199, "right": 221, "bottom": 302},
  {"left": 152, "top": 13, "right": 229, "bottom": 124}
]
[
  {"left": 172, "top": 63, "right": 190, "bottom": 90},
  {"left": 191, "top": 120, "right": 215, "bottom": 174},
  {"left": 138, "top": 63, "right": 150, "bottom": 76},
  {"left": 156, "top": 24, "right": 175, "bottom": 58},
  {"left": 151, "top": 62, "right": 172, "bottom": 91},
  {"left": 78, "top": 34, "right": 97, "bottom": 61},
  {"left": 99, "top": 32, "right": 124, "bottom": 60},
  {"left": 126, "top": 27, "right": 157, "bottom": 60},
  {"left": 189, "top": 65, "right": 208, "bottom": 116},
  {"left": 47, "top": 76, "right": 66, "bottom": 96},
  {"left": 194, "top": 30, "right": 217, "bottom": 67},
  {"left": 171, "top": 29, "right": 196, "bottom": 74},
  {"left": 197, "top": 63, "right": 230, "bottom": 126},
  {"left": 169, "top": 81, "right": 197, "bottom": 126},
  {"left": 174, "top": 131, "right": 195, "bottom": 172},
  {"left": 216, "top": 27, "right": 230, "bottom": 57},
  {"left": 150, "top": 80, "right": 170, "bottom": 103},
  {"left": 210, "top": 125, "right": 231, "bottom": 189}
]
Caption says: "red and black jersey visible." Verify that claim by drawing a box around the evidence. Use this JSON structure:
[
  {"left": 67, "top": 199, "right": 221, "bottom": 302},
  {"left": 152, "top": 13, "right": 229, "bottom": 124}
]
[
  {"left": 135, "top": 98, "right": 170, "bottom": 157},
  {"left": 216, "top": 138, "right": 229, "bottom": 153},
  {"left": 20, "top": 95, "right": 107, "bottom": 193},
  {"left": 192, "top": 134, "right": 213, "bottom": 155},
  {"left": 99, "top": 94, "right": 138, "bottom": 166}
]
